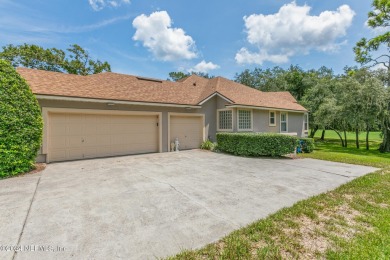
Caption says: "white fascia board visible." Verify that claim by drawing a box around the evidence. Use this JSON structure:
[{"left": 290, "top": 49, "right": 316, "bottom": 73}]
[
  {"left": 35, "top": 95, "right": 201, "bottom": 109},
  {"left": 226, "top": 104, "right": 307, "bottom": 113},
  {"left": 197, "top": 92, "right": 233, "bottom": 105}
]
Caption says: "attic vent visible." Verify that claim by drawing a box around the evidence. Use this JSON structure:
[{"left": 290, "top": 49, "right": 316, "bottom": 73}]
[{"left": 136, "top": 76, "right": 163, "bottom": 83}]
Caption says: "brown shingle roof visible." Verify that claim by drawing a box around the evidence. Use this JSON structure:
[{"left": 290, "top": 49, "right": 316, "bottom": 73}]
[{"left": 16, "top": 68, "right": 307, "bottom": 111}]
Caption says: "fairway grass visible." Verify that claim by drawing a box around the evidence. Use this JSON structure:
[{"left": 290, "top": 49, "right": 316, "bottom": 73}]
[{"left": 167, "top": 131, "right": 390, "bottom": 259}]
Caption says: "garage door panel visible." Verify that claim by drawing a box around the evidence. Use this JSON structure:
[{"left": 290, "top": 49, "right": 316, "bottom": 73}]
[
  {"left": 67, "top": 114, "right": 84, "bottom": 124},
  {"left": 67, "top": 148, "right": 84, "bottom": 160},
  {"left": 50, "top": 137, "right": 66, "bottom": 149},
  {"left": 170, "top": 116, "right": 203, "bottom": 150},
  {"left": 67, "top": 136, "right": 84, "bottom": 147},
  {"left": 50, "top": 124, "right": 67, "bottom": 136},
  {"left": 48, "top": 112, "right": 159, "bottom": 162},
  {"left": 84, "top": 124, "right": 98, "bottom": 135},
  {"left": 67, "top": 125, "right": 84, "bottom": 135},
  {"left": 96, "top": 124, "right": 111, "bottom": 134},
  {"left": 50, "top": 150, "right": 67, "bottom": 162}
]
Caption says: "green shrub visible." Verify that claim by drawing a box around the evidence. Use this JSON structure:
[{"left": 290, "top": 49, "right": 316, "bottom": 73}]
[
  {"left": 298, "top": 138, "right": 315, "bottom": 153},
  {"left": 216, "top": 133, "right": 298, "bottom": 157},
  {"left": 200, "top": 140, "right": 216, "bottom": 151},
  {"left": 0, "top": 60, "right": 43, "bottom": 178}
]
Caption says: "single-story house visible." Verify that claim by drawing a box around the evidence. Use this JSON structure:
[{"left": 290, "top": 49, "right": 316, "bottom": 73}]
[{"left": 17, "top": 68, "right": 308, "bottom": 163}]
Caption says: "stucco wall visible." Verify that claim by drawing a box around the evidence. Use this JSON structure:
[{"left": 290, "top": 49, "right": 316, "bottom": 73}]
[
  {"left": 36, "top": 97, "right": 306, "bottom": 162},
  {"left": 253, "top": 110, "right": 279, "bottom": 133},
  {"left": 222, "top": 109, "right": 306, "bottom": 137},
  {"left": 288, "top": 112, "right": 305, "bottom": 137},
  {"left": 37, "top": 96, "right": 221, "bottom": 162}
]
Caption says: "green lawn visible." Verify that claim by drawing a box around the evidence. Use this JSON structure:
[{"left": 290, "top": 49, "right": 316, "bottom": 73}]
[
  {"left": 313, "top": 129, "right": 382, "bottom": 142},
  {"left": 302, "top": 131, "right": 390, "bottom": 168},
  {"left": 167, "top": 131, "right": 390, "bottom": 259}
]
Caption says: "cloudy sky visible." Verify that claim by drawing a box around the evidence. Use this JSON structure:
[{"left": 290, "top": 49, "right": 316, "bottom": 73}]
[{"left": 0, "top": 0, "right": 375, "bottom": 79}]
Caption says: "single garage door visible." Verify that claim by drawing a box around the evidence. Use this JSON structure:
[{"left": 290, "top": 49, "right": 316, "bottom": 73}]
[
  {"left": 48, "top": 112, "right": 159, "bottom": 162},
  {"left": 170, "top": 115, "right": 203, "bottom": 150}
]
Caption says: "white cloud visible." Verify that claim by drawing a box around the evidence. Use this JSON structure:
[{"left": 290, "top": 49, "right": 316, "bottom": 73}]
[
  {"left": 189, "top": 60, "right": 220, "bottom": 73},
  {"left": 88, "top": 0, "right": 130, "bottom": 11},
  {"left": 235, "top": 2, "right": 355, "bottom": 65},
  {"left": 132, "top": 11, "right": 197, "bottom": 61}
]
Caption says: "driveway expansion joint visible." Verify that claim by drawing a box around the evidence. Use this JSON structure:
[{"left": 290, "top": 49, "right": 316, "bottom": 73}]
[
  {"left": 139, "top": 174, "right": 240, "bottom": 229},
  {"left": 12, "top": 175, "right": 41, "bottom": 260},
  {"left": 266, "top": 159, "right": 354, "bottom": 178}
]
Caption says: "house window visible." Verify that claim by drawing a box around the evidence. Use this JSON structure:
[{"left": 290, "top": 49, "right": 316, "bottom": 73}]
[
  {"left": 304, "top": 113, "right": 309, "bottom": 131},
  {"left": 218, "top": 110, "right": 232, "bottom": 131},
  {"left": 238, "top": 110, "right": 252, "bottom": 130},
  {"left": 280, "top": 112, "right": 288, "bottom": 132},
  {"left": 269, "top": 111, "right": 276, "bottom": 126}
]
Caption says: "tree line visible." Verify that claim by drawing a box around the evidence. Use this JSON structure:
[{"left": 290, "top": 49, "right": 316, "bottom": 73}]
[
  {"left": 0, "top": 43, "right": 111, "bottom": 75},
  {"left": 234, "top": 65, "right": 389, "bottom": 151}
]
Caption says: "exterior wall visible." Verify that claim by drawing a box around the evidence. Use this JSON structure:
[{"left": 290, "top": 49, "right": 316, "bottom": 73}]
[
  {"left": 200, "top": 96, "right": 216, "bottom": 141},
  {"left": 37, "top": 100, "right": 207, "bottom": 162},
  {"left": 253, "top": 110, "right": 279, "bottom": 133},
  {"left": 37, "top": 97, "right": 221, "bottom": 162},
  {"left": 288, "top": 112, "right": 306, "bottom": 137},
  {"left": 216, "top": 108, "right": 307, "bottom": 138},
  {"left": 36, "top": 97, "right": 307, "bottom": 163}
]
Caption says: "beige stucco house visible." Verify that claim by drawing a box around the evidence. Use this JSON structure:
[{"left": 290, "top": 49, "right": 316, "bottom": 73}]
[{"left": 17, "top": 68, "right": 308, "bottom": 163}]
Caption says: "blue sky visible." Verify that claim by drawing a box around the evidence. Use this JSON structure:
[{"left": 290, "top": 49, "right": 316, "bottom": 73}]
[{"left": 0, "top": 0, "right": 375, "bottom": 79}]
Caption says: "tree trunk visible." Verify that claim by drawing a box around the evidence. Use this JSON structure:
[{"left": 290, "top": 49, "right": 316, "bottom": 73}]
[
  {"left": 333, "top": 130, "right": 344, "bottom": 147},
  {"left": 309, "top": 126, "right": 318, "bottom": 138},
  {"left": 320, "top": 129, "right": 326, "bottom": 140},
  {"left": 366, "top": 128, "right": 370, "bottom": 150},
  {"left": 379, "top": 120, "right": 390, "bottom": 153},
  {"left": 355, "top": 129, "right": 360, "bottom": 149},
  {"left": 344, "top": 130, "right": 348, "bottom": 148}
]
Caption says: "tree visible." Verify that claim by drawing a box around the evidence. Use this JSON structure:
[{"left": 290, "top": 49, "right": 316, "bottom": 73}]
[
  {"left": 0, "top": 44, "right": 65, "bottom": 72},
  {"left": 301, "top": 76, "right": 335, "bottom": 138},
  {"left": 354, "top": 0, "right": 390, "bottom": 152},
  {"left": 234, "top": 69, "right": 255, "bottom": 88},
  {"left": 0, "top": 44, "right": 111, "bottom": 75},
  {"left": 0, "top": 60, "right": 43, "bottom": 177},
  {"left": 168, "top": 71, "right": 214, "bottom": 81},
  {"left": 234, "top": 67, "right": 288, "bottom": 92},
  {"left": 64, "top": 44, "right": 111, "bottom": 75},
  {"left": 314, "top": 95, "right": 348, "bottom": 147}
]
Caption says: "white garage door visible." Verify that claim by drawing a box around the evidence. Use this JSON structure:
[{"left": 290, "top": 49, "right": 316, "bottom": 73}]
[
  {"left": 48, "top": 112, "right": 159, "bottom": 162},
  {"left": 170, "top": 115, "right": 203, "bottom": 150}
]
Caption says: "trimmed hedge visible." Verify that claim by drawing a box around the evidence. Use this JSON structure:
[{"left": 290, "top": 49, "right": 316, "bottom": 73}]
[
  {"left": 0, "top": 60, "right": 43, "bottom": 178},
  {"left": 216, "top": 133, "right": 298, "bottom": 157},
  {"left": 299, "top": 138, "right": 315, "bottom": 153}
]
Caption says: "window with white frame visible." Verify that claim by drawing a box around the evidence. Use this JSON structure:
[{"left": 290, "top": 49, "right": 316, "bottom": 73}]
[
  {"left": 304, "top": 113, "right": 309, "bottom": 131},
  {"left": 280, "top": 112, "right": 288, "bottom": 132},
  {"left": 218, "top": 110, "right": 232, "bottom": 130},
  {"left": 238, "top": 110, "right": 252, "bottom": 130},
  {"left": 269, "top": 111, "right": 276, "bottom": 126}
]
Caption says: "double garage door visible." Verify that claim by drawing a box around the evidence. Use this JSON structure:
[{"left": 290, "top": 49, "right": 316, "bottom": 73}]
[
  {"left": 48, "top": 112, "right": 159, "bottom": 162},
  {"left": 47, "top": 111, "right": 204, "bottom": 162}
]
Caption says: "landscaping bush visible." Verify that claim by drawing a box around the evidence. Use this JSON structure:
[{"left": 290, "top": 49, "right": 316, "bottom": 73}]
[
  {"left": 299, "top": 138, "right": 315, "bottom": 153},
  {"left": 216, "top": 133, "right": 298, "bottom": 157},
  {"left": 200, "top": 140, "right": 216, "bottom": 151},
  {"left": 0, "top": 60, "right": 43, "bottom": 178}
]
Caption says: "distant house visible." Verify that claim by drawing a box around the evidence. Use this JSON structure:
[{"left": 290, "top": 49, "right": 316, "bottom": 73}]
[{"left": 17, "top": 68, "right": 308, "bottom": 163}]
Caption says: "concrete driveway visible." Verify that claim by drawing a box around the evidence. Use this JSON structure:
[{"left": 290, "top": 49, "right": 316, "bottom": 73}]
[{"left": 0, "top": 150, "right": 378, "bottom": 260}]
